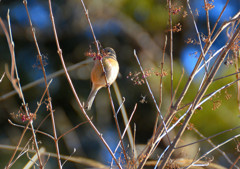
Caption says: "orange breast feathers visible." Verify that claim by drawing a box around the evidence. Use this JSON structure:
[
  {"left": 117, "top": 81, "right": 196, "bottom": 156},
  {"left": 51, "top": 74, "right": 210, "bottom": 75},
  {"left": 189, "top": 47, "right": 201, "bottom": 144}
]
[{"left": 91, "top": 57, "right": 119, "bottom": 88}]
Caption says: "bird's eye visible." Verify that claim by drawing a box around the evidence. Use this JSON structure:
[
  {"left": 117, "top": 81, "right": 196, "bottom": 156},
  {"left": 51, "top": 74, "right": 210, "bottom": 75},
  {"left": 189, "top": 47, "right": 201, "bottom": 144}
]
[{"left": 104, "top": 49, "right": 110, "bottom": 53}]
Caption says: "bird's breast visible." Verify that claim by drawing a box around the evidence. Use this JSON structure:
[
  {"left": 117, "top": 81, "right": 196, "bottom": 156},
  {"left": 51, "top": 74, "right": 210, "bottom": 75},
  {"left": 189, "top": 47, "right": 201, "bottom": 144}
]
[{"left": 91, "top": 58, "right": 119, "bottom": 87}]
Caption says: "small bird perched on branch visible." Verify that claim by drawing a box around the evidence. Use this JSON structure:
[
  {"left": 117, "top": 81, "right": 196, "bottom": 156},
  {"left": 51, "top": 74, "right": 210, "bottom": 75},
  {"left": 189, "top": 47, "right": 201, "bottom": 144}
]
[{"left": 85, "top": 47, "right": 119, "bottom": 110}]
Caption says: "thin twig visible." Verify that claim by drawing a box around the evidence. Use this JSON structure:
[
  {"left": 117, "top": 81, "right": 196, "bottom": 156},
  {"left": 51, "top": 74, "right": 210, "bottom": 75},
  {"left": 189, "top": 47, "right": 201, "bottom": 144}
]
[
  {"left": 186, "top": 133, "right": 240, "bottom": 169},
  {"left": 230, "top": 155, "right": 240, "bottom": 169},
  {"left": 48, "top": 0, "right": 122, "bottom": 167},
  {"left": 0, "top": 14, "right": 42, "bottom": 168},
  {"left": 196, "top": 45, "right": 226, "bottom": 74},
  {"left": 111, "top": 103, "right": 137, "bottom": 167},
  {"left": 11, "top": 147, "right": 29, "bottom": 168},
  {"left": 134, "top": 50, "right": 170, "bottom": 141},
  {"left": 234, "top": 40, "right": 240, "bottom": 115},
  {"left": 79, "top": 0, "right": 128, "bottom": 163},
  {"left": 6, "top": 10, "right": 16, "bottom": 83},
  {"left": 137, "top": 10, "right": 240, "bottom": 169},
  {"left": 154, "top": 68, "right": 185, "bottom": 139},
  {"left": 176, "top": 126, "right": 240, "bottom": 149},
  {"left": 171, "top": 5, "right": 240, "bottom": 114},
  {"left": 7, "top": 79, "right": 52, "bottom": 168},
  {"left": 113, "top": 82, "right": 136, "bottom": 160},
  {"left": 205, "top": 16, "right": 240, "bottom": 78},
  {"left": 192, "top": 127, "right": 237, "bottom": 167},
  {"left": 0, "top": 59, "right": 92, "bottom": 102},
  {"left": 210, "top": 0, "right": 230, "bottom": 37},
  {"left": 23, "top": 147, "right": 46, "bottom": 169},
  {"left": 204, "top": 0, "right": 211, "bottom": 39},
  {"left": 172, "top": 68, "right": 185, "bottom": 105},
  {"left": 134, "top": 50, "right": 170, "bottom": 169},
  {"left": 0, "top": 144, "right": 109, "bottom": 169},
  {"left": 61, "top": 148, "right": 76, "bottom": 168},
  {"left": 57, "top": 120, "right": 89, "bottom": 140},
  {"left": 80, "top": 0, "right": 100, "bottom": 53},
  {"left": 159, "top": 22, "right": 240, "bottom": 169},
  {"left": 168, "top": 0, "right": 174, "bottom": 102},
  {"left": 159, "top": 35, "right": 167, "bottom": 109},
  {"left": 0, "top": 19, "right": 20, "bottom": 98},
  {"left": 153, "top": 35, "right": 167, "bottom": 137},
  {"left": 197, "top": 78, "right": 240, "bottom": 108},
  {"left": 0, "top": 72, "right": 5, "bottom": 82},
  {"left": 178, "top": 77, "right": 240, "bottom": 111},
  {"left": 154, "top": 145, "right": 170, "bottom": 169},
  {"left": 187, "top": 0, "right": 208, "bottom": 74},
  {"left": 8, "top": 120, "right": 54, "bottom": 140},
  {"left": 116, "top": 97, "right": 125, "bottom": 115},
  {"left": 23, "top": 0, "right": 62, "bottom": 167},
  {"left": 156, "top": 105, "right": 192, "bottom": 144}
]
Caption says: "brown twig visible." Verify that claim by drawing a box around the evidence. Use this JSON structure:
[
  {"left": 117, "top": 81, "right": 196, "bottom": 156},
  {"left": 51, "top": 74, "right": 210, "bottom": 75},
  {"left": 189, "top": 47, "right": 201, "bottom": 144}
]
[
  {"left": 168, "top": 0, "right": 174, "bottom": 103},
  {"left": 204, "top": 15, "right": 240, "bottom": 77},
  {"left": 24, "top": 147, "right": 46, "bottom": 169},
  {"left": 134, "top": 50, "right": 170, "bottom": 168},
  {"left": 111, "top": 103, "right": 137, "bottom": 167},
  {"left": 8, "top": 119, "right": 54, "bottom": 140},
  {"left": 210, "top": 0, "right": 230, "bottom": 37},
  {"left": 6, "top": 10, "right": 16, "bottom": 85},
  {"left": 152, "top": 68, "right": 185, "bottom": 145},
  {"left": 234, "top": 40, "right": 240, "bottom": 115},
  {"left": 79, "top": 0, "right": 128, "bottom": 163},
  {"left": 196, "top": 45, "right": 225, "bottom": 74},
  {"left": 186, "top": 133, "right": 240, "bottom": 169},
  {"left": 137, "top": 10, "right": 240, "bottom": 169},
  {"left": 0, "top": 59, "right": 92, "bottom": 102},
  {"left": 101, "top": 2, "right": 163, "bottom": 61},
  {"left": 0, "top": 14, "right": 43, "bottom": 168},
  {"left": 113, "top": 82, "right": 137, "bottom": 160},
  {"left": 204, "top": 0, "right": 211, "bottom": 39},
  {"left": 7, "top": 79, "right": 52, "bottom": 168},
  {"left": 176, "top": 126, "right": 240, "bottom": 149},
  {"left": 47, "top": 0, "right": 122, "bottom": 168},
  {"left": 192, "top": 127, "right": 237, "bottom": 167},
  {"left": 134, "top": 50, "right": 170, "bottom": 140},
  {"left": 159, "top": 22, "right": 240, "bottom": 169},
  {"left": 152, "top": 35, "right": 168, "bottom": 151},
  {"left": 171, "top": 4, "right": 239, "bottom": 113},
  {"left": 57, "top": 120, "right": 89, "bottom": 141},
  {"left": 80, "top": 0, "right": 100, "bottom": 53},
  {"left": 23, "top": 0, "right": 62, "bottom": 167},
  {"left": 0, "top": 144, "right": 109, "bottom": 169},
  {"left": 170, "top": 68, "right": 185, "bottom": 107},
  {"left": 159, "top": 35, "right": 167, "bottom": 109},
  {"left": 0, "top": 19, "right": 20, "bottom": 99},
  {"left": 162, "top": 5, "right": 239, "bottom": 154},
  {"left": 230, "top": 155, "right": 240, "bottom": 169},
  {"left": 178, "top": 78, "right": 240, "bottom": 111},
  {"left": 187, "top": 0, "right": 208, "bottom": 74}
]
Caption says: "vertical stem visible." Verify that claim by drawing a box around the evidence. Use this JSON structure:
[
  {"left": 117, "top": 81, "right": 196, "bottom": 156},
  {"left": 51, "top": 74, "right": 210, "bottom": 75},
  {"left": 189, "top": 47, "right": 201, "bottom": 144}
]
[
  {"left": 204, "top": 0, "right": 211, "bottom": 39},
  {"left": 168, "top": 0, "right": 174, "bottom": 103},
  {"left": 1, "top": 13, "right": 43, "bottom": 168},
  {"left": 23, "top": 0, "right": 62, "bottom": 168},
  {"left": 159, "top": 35, "right": 167, "bottom": 109},
  {"left": 235, "top": 49, "right": 240, "bottom": 114},
  {"left": 159, "top": 26, "right": 240, "bottom": 169},
  {"left": 79, "top": 0, "right": 128, "bottom": 162},
  {"left": 48, "top": 0, "right": 122, "bottom": 168}
]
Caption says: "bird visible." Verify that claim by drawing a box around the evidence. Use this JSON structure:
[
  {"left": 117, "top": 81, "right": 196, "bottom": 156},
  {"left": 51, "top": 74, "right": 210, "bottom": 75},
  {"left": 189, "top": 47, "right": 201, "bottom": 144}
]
[{"left": 85, "top": 47, "right": 119, "bottom": 110}]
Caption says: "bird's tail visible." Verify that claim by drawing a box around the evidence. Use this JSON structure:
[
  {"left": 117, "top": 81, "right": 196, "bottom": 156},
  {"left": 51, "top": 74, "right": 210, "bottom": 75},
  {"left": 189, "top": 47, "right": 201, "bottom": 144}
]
[{"left": 85, "top": 86, "right": 100, "bottom": 111}]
